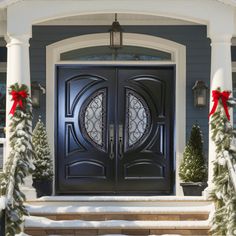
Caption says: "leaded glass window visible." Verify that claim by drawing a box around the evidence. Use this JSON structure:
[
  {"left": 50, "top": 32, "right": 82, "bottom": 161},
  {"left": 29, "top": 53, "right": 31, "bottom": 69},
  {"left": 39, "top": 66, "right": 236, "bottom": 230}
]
[
  {"left": 80, "top": 89, "right": 106, "bottom": 151},
  {"left": 126, "top": 89, "right": 151, "bottom": 148},
  {"left": 61, "top": 46, "right": 172, "bottom": 61}
]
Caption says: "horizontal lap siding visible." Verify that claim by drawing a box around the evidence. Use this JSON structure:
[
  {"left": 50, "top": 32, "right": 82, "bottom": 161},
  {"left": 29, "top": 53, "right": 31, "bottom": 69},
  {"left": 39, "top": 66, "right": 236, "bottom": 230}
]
[{"left": 30, "top": 25, "right": 211, "bottom": 155}]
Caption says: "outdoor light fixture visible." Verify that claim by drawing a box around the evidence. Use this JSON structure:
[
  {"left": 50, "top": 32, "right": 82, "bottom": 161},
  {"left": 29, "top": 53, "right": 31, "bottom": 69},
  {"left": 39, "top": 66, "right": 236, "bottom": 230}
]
[
  {"left": 109, "top": 13, "right": 123, "bottom": 49},
  {"left": 31, "top": 81, "right": 46, "bottom": 108},
  {"left": 192, "top": 80, "right": 208, "bottom": 108}
]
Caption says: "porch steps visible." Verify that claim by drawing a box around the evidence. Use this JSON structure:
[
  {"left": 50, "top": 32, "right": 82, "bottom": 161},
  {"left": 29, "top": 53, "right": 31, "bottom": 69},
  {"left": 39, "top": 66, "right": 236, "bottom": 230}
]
[{"left": 24, "top": 196, "right": 213, "bottom": 236}]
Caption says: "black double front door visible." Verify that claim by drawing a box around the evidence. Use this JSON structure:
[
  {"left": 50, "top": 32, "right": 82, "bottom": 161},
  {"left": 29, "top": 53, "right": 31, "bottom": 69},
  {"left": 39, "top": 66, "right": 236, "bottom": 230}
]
[{"left": 56, "top": 66, "right": 174, "bottom": 194}]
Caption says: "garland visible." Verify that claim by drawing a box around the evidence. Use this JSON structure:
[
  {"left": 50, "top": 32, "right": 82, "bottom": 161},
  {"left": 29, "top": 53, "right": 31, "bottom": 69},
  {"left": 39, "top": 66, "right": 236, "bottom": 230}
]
[
  {"left": 0, "top": 83, "right": 34, "bottom": 236},
  {"left": 209, "top": 88, "right": 236, "bottom": 236}
]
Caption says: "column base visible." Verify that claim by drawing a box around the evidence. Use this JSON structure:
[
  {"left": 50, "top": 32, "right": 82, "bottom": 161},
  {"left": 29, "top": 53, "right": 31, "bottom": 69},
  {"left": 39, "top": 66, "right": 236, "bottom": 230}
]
[
  {"left": 203, "top": 186, "right": 213, "bottom": 200},
  {"left": 20, "top": 175, "right": 37, "bottom": 200}
]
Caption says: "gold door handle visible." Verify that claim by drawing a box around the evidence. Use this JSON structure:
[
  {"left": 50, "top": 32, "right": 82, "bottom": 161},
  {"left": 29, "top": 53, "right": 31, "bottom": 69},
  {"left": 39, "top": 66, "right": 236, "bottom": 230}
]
[
  {"left": 119, "top": 124, "right": 123, "bottom": 159},
  {"left": 109, "top": 124, "right": 114, "bottom": 159}
]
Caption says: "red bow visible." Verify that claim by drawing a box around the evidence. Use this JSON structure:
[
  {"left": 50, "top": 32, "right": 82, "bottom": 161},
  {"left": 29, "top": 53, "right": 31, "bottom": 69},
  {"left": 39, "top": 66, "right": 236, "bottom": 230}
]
[
  {"left": 9, "top": 90, "right": 28, "bottom": 115},
  {"left": 208, "top": 90, "right": 231, "bottom": 120}
]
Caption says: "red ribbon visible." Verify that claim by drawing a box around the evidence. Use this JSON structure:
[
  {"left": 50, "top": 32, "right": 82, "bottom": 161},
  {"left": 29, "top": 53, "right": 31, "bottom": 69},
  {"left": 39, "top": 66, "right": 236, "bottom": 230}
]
[
  {"left": 208, "top": 90, "right": 231, "bottom": 120},
  {"left": 9, "top": 90, "right": 28, "bottom": 115}
]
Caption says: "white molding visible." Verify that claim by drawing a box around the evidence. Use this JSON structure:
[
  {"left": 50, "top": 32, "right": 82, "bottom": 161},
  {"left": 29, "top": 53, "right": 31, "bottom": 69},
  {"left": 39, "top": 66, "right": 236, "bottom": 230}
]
[
  {"left": 46, "top": 32, "right": 186, "bottom": 196},
  {"left": 6, "top": 0, "right": 235, "bottom": 37},
  {"left": 36, "top": 14, "right": 198, "bottom": 26}
]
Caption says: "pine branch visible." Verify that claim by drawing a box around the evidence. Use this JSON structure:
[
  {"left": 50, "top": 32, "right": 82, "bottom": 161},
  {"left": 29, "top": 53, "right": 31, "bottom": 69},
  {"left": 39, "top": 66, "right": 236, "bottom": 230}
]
[{"left": 0, "top": 83, "right": 34, "bottom": 236}]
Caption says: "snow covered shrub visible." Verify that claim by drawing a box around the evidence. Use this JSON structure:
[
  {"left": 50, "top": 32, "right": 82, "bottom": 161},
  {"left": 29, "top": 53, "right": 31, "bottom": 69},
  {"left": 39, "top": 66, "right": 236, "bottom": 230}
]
[
  {"left": 32, "top": 118, "right": 53, "bottom": 181},
  {"left": 179, "top": 123, "right": 207, "bottom": 182}
]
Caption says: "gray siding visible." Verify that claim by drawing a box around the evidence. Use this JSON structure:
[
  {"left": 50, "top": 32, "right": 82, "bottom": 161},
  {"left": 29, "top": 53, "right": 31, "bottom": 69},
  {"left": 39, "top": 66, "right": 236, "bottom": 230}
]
[{"left": 30, "top": 25, "right": 211, "bottom": 154}]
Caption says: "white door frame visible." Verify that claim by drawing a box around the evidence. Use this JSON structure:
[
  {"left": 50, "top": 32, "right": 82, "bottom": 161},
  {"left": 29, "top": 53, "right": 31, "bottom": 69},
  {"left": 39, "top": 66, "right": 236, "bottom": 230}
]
[{"left": 46, "top": 32, "right": 186, "bottom": 195}]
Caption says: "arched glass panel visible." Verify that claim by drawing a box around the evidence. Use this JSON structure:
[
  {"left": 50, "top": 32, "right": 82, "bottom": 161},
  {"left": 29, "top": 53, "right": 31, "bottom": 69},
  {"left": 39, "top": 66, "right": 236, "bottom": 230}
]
[
  {"left": 60, "top": 46, "right": 171, "bottom": 61},
  {"left": 126, "top": 89, "right": 151, "bottom": 148},
  {"left": 80, "top": 89, "right": 106, "bottom": 151}
]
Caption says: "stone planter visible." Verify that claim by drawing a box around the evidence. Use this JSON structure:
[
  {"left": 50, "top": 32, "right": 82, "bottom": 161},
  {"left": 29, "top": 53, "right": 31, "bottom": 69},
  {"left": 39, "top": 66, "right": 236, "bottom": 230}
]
[
  {"left": 33, "top": 179, "right": 52, "bottom": 198},
  {"left": 180, "top": 182, "right": 207, "bottom": 196}
]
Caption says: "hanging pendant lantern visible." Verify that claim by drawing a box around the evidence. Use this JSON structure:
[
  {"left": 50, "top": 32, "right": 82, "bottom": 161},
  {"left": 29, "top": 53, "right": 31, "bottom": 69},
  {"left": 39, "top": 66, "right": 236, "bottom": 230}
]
[{"left": 109, "top": 13, "right": 123, "bottom": 49}]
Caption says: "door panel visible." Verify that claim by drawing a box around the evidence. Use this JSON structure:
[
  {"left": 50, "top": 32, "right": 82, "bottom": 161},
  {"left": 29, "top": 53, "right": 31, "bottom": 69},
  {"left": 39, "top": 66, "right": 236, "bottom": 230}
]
[
  {"left": 57, "top": 67, "right": 116, "bottom": 193},
  {"left": 56, "top": 66, "right": 174, "bottom": 194},
  {"left": 116, "top": 68, "right": 174, "bottom": 193}
]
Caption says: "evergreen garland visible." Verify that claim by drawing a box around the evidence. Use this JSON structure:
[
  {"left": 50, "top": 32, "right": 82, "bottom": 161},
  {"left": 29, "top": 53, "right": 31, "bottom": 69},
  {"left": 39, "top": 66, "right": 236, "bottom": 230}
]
[
  {"left": 0, "top": 83, "right": 34, "bottom": 236},
  {"left": 179, "top": 123, "right": 207, "bottom": 182},
  {"left": 32, "top": 118, "right": 53, "bottom": 181},
  {"left": 209, "top": 88, "right": 236, "bottom": 236}
]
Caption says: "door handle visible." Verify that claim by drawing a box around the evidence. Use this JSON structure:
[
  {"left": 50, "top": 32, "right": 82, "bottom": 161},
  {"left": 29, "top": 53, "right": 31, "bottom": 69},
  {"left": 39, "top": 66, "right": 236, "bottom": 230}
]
[
  {"left": 109, "top": 124, "right": 114, "bottom": 159},
  {"left": 119, "top": 124, "right": 123, "bottom": 159}
]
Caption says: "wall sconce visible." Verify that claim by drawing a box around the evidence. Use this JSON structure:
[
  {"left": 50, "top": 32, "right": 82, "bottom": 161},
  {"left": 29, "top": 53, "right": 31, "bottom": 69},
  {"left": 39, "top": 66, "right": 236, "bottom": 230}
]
[
  {"left": 31, "top": 81, "right": 46, "bottom": 108},
  {"left": 192, "top": 80, "right": 208, "bottom": 108},
  {"left": 109, "top": 13, "right": 123, "bottom": 49}
]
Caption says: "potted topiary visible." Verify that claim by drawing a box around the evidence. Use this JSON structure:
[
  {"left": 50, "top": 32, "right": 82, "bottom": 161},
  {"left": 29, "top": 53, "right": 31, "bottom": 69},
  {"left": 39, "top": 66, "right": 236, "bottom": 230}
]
[
  {"left": 32, "top": 117, "right": 53, "bottom": 197},
  {"left": 179, "top": 123, "right": 207, "bottom": 196}
]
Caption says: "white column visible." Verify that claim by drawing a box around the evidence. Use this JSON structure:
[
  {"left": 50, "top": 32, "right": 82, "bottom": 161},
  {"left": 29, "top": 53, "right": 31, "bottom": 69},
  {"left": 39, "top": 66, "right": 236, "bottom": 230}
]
[
  {"left": 5, "top": 34, "right": 36, "bottom": 199},
  {"left": 5, "top": 35, "right": 31, "bottom": 157},
  {"left": 207, "top": 35, "right": 232, "bottom": 193}
]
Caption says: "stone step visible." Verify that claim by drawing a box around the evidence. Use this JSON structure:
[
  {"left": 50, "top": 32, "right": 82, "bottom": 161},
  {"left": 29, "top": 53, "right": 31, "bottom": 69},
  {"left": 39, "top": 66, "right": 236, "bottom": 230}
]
[
  {"left": 24, "top": 216, "right": 210, "bottom": 236},
  {"left": 26, "top": 196, "right": 211, "bottom": 207},
  {"left": 26, "top": 205, "right": 211, "bottom": 221}
]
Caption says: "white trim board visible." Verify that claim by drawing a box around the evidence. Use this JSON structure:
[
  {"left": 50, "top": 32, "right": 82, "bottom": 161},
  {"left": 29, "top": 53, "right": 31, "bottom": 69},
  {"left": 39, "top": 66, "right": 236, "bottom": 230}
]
[{"left": 46, "top": 32, "right": 186, "bottom": 196}]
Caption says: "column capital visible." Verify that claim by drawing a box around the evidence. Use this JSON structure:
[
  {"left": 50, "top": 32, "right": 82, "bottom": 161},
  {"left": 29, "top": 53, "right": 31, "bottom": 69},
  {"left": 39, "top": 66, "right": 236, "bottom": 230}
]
[
  {"left": 6, "top": 34, "right": 31, "bottom": 47},
  {"left": 209, "top": 34, "right": 232, "bottom": 45}
]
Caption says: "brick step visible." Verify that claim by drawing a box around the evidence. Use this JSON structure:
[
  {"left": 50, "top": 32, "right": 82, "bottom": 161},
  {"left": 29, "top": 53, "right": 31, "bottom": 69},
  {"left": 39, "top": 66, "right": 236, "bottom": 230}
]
[
  {"left": 34, "top": 213, "right": 208, "bottom": 221},
  {"left": 24, "top": 197, "right": 213, "bottom": 236},
  {"left": 24, "top": 228, "right": 210, "bottom": 236},
  {"left": 24, "top": 216, "right": 210, "bottom": 236}
]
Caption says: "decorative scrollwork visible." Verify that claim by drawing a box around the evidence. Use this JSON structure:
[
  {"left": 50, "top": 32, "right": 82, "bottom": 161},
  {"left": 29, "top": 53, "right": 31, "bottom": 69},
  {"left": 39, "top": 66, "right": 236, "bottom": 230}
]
[
  {"left": 126, "top": 90, "right": 150, "bottom": 148},
  {"left": 80, "top": 89, "right": 106, "bottom": 151}
]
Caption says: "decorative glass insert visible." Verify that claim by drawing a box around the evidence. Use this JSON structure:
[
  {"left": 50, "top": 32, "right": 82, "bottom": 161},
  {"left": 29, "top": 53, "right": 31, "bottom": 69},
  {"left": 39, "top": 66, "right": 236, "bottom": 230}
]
[
  {"left": 61, "top": 46, "right": 172, "bottom": 61},
  {"left": 126, "top": 90, "right": 150, "bottom": 148},
  {"left": 80, "top": 89, "right": 106, "bottom": 151}
]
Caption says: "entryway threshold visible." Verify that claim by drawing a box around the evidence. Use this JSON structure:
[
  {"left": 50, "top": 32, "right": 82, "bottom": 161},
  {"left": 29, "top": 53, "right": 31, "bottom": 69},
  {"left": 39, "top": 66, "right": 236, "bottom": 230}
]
[{"left": 27, "top": 195, "right": 208, "bottom": 202}]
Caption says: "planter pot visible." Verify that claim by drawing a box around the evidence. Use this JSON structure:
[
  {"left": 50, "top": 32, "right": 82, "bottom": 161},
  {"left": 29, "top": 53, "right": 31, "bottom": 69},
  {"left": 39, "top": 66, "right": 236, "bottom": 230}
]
[
  {"left": 33, "top": 179, "right": 52, "bottom": 198},
  {"left": 180, "top": 182, "right": 208, "bottom": 196}
]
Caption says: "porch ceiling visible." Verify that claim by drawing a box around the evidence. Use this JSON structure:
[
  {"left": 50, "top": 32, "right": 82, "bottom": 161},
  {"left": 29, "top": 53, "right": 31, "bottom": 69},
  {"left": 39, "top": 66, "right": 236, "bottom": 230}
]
[{"left": 35, "top": 13, "right": 199, "bottom": 26}]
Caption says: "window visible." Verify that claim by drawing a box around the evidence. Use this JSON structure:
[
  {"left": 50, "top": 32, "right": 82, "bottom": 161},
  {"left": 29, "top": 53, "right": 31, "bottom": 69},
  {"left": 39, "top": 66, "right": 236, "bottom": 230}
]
[{"left": 60, "top": 46, "right": 172, "bottom": 61}]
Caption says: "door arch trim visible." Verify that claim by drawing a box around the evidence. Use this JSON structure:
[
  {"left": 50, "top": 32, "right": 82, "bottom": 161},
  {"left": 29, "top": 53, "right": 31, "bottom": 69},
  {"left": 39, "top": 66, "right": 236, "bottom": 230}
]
[{"left": 46, "top": 32, "right": 186, "bottom": 195}]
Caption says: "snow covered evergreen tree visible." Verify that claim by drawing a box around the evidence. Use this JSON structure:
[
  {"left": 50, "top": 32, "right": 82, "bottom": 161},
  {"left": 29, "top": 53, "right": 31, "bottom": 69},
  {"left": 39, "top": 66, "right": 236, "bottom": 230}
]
[
  {"left": 32, "top": 117, "right": 53, "bottom": 181},
  {"left": 209, "top": 89, "right": 236, "bottom": 236},
  {"left": 179, "top": 124, "right": 207, "bottom": 182},
  {"left": 0, "top": 83, "right": 34, "bottom": 236}
]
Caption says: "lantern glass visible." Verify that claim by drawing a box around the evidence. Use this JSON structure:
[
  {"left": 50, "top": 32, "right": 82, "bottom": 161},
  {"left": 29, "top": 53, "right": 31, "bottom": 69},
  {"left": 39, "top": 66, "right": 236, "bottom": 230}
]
[
  {"left": 192, "top": 81, "right": 208, "bottom": 108},
  {"left": 109, "top": 14, "right": 123, "bottom": 49},
  {"left": 110, "top": 31, "right": 122, "bottom": 48},
  {"left": 31, "top": 82, "right": 41, "bottom": 108}
]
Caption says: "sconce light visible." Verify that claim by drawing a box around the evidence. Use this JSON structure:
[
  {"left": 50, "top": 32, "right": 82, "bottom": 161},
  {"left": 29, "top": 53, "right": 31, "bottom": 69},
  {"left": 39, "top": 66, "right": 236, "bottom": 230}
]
[
  {"left": 31, "top": 81, "right": 46, "bottom": 108},
  {"left": 192, "top": 80, "right": 208, "bottom": 108},
  {"left": 109, "top": 13, "right": 123, "bottom": 49}
]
